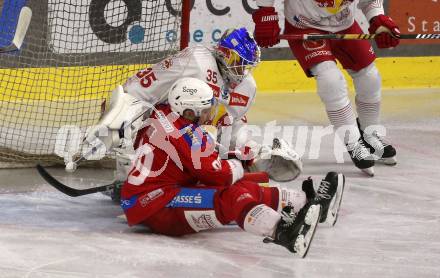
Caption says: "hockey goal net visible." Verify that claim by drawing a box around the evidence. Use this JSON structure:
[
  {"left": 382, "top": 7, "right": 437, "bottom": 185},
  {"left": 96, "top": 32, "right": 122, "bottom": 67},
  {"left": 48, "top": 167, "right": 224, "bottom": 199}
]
[{"left": 0, "top": 0, "right": 189, "bottom": 167}]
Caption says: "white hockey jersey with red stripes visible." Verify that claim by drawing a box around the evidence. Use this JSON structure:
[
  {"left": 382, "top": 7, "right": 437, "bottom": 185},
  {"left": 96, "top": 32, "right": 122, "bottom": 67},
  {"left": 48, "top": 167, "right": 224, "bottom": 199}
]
[
  {"left": 123, "top": 45, "right": 257, "bottom": 122},
  {"left": 256, "top": 0, "right": 384, "bottom": 32}
]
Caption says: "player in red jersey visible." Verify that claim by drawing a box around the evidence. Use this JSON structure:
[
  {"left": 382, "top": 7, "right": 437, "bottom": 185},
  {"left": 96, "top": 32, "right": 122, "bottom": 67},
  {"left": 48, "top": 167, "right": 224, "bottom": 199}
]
[{"left": 120, "top": 77, "right": 346, "bottom": 257}]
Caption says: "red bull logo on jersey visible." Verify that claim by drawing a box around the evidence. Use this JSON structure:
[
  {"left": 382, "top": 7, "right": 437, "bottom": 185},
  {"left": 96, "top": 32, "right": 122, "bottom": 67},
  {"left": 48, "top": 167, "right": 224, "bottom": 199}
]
[
  {"left": 303, "top": 39, "right": 327, "bottom": 51},
  {"left": 159, "top": 58, "right": 174, "bottom": 70},
  {"left": 314, "top": 0, "right": 354, "bottom": 14},
  {"left": 315, "top": 0, "right": 335, "bottom": 8}
]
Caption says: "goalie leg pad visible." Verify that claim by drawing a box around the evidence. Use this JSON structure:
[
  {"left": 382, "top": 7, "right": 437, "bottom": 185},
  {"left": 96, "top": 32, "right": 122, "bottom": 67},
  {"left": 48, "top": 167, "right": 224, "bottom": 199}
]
[{"left": 84, "top": 85, "right": 149, "bottom": 154}]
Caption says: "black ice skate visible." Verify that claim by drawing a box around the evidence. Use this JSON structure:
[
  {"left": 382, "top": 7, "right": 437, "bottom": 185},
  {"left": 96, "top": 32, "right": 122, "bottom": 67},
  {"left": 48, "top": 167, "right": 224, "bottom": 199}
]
[
  {"left": 302, "top": 172, "right": 345, "bottom": 226},
  {"left": 357, "top": 119, "right": 397, "bottom": 166},
  {"left": 263, "top": 203, "right": 321, "bottom": 258},
  {"left": 346, "top": 138, "right": 375, "bottom": 176}
]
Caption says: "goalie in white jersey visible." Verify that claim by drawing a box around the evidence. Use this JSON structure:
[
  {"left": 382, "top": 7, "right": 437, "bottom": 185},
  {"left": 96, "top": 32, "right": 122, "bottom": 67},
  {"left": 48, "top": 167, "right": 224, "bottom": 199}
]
[
  {"left": 84, "top": 28, "right": 303, "bottom": 200},
  {"left": 252, "top": 0, "right": 399, "bottom": 176}
]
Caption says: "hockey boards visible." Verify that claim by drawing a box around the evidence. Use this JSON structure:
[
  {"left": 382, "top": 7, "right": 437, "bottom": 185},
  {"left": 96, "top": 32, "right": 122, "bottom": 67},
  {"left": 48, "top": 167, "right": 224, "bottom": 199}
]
[{"left": 36, "top": 164, "right": 270, "bottom": 198}]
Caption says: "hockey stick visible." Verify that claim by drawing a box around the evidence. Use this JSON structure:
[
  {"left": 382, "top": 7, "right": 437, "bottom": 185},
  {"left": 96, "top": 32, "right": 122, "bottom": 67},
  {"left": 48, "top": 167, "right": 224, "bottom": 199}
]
[
  {"left": 279, "top": 33, "right": 440, "bottom": 41},
  {"left": 36, "top": 164, "right": 114, "bottom": 197},
  {"left": 0, "top": 7, "right": 32, "bottom": 53},
  {"left": 36, "top": 163, "right": 270, "bottom": 197}
]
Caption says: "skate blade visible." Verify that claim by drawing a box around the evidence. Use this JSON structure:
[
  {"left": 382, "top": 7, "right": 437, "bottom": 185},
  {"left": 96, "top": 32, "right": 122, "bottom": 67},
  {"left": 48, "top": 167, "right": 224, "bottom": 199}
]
[
  {"left": 361, "top": 167, "right": 374, "bottom": 177},
  {"left": 294, "top": 204, "right": 321, "bottom": 258},
  {"left": 325, "top": 174, "right": 345, "bottom": 227},
  {"left": 378, "top": 156, "right": 397, "bottom": 166}
]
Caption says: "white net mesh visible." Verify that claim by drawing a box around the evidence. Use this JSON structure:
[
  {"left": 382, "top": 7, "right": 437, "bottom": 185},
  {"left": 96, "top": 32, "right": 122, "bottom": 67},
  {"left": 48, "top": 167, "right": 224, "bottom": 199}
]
[{"left": 0, "top": 0, "right": 183, "bottom": 166}]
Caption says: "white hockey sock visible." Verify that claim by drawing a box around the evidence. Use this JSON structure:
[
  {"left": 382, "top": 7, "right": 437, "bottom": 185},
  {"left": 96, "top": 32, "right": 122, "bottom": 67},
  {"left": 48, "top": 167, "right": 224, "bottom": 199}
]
[
  {"left": 356, "top": 99, "right": 381, "bottom": 131},
  {"left": 243, "top": 204, "right": 281, "bottom": 238},
  {"left": 327, "top": 104, "right": 361, "bottom": 145},
  {"left": 278, "top": 188, "right": 307, "bottom": 214}
]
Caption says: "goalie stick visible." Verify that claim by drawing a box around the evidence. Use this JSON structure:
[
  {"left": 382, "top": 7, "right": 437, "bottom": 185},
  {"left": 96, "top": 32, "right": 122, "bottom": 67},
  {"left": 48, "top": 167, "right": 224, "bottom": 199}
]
[
  {"left": 0, "top": 7, "right": 32, "bottom": 53},
  {"left": 36, "top": 164, "right": 269, "bottom": 197},
  {"left": 279, "top": 33, "right": 440, "bottom": 41}
]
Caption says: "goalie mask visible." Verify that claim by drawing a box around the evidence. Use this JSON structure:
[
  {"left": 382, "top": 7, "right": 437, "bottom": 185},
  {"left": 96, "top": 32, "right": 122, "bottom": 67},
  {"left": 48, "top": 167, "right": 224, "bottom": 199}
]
[
  {"left": 168, "top": 77, "right": 216, "bottom": 124},
  {"left": 214, "top": 28, "right": 261, "bottom": 86}
]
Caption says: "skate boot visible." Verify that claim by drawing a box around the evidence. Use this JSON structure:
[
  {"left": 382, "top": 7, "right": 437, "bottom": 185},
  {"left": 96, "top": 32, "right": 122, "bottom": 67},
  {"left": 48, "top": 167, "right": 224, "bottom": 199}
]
[
  {"left": 346, "top": 138, "right": 375, "bottom": 176},
  {"left": 302, "top": 172, "right": 345, "bottom": 226},
  {"left": 357, "top": 119, "right": 397, "bottom": 166},
  {"left": 263, "top": 203, "right": 321, "bottom": 258}
]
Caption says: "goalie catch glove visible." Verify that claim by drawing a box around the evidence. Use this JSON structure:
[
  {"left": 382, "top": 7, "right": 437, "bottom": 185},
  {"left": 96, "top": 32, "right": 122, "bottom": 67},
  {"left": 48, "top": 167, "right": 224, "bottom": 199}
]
[
  {"left": 83, "top": 85, "right": 150, "bottom": 159},
  {"left": 249, "top": 138, "right": 303, "bottom": 182}
]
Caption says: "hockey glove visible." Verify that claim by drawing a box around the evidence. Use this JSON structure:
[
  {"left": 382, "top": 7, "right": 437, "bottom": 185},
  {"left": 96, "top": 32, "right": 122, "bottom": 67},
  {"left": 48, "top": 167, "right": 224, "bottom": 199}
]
[
  {"left": 369, "top": 15, "right": 400, "bottom": 49},
  {"left": 252, "top": 7, "right": 281, "bottom": 48}
]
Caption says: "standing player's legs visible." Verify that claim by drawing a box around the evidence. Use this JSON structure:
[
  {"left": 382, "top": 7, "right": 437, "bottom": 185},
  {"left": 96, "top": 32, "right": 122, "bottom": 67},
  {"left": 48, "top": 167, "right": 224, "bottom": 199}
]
[
  {"left": 332, "top": 22, "right": 380, "bottom": 132},
  {"left": 144, "top": 181, "right": 320, "bottom": 256},
  {"left": 332, "top": 23, "right": 397, "bottom": 165},
  {"left": 284, "top": 21, "right": 374, "bottom": 174}
]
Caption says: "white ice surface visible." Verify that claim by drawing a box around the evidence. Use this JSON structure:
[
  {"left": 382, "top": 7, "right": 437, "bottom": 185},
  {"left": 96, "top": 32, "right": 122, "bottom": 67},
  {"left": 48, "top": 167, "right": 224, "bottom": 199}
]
[{"left": 1, "top": 91, "right": 440, "bottom": 278}]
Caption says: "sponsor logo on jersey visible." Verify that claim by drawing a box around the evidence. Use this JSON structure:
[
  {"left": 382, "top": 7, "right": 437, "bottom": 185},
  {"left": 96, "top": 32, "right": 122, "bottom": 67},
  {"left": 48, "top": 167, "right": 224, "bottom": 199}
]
[
  {"left": 229, "top": 92, "right": 249, "bottom": 107},
  {"left": 184, "top": 211, "right": 222, "bottom": 232},
  {"left": 139, "top": 189, "right": 164, "bottom": 207},
  {"left": 166, "top": 188, "right": 216, "bottom": 208},
  {"left": 246, "top": 205, "right": 264, "bottom": 225},
  {"left": 304, "top": 50, "right": 332, "bottom": 61},
  {"left": 159, "top": 58, "right": 174, "bottom": 70},
  {"left": 120, "top": 195, "right": 138, "bottom": 211},
  {"left": 314, "top": 0, "right": 353, "bottom": 12},
  {"left": 156, "top": 110, "right": 174, "bottom": 133},
  {"left": 315, "top": 0, "right": 335, "bottom": 8},
  {"left": 303, "top": 39, "right": 327, "bottom": 51}
]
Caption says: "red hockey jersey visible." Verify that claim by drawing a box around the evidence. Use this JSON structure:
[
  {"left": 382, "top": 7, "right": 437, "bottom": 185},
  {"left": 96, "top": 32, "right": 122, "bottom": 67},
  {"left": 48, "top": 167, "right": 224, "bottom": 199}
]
[{"left": 121, "top": 105, "right": 243, "bottom": 226}]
